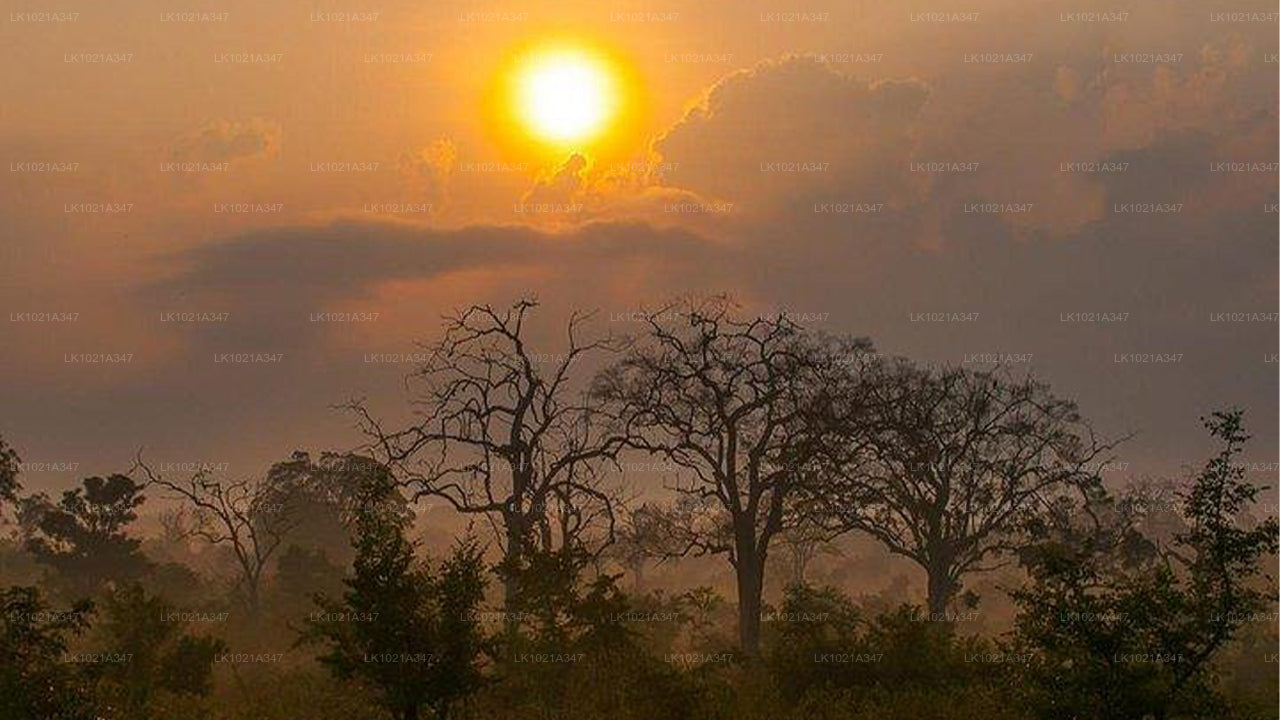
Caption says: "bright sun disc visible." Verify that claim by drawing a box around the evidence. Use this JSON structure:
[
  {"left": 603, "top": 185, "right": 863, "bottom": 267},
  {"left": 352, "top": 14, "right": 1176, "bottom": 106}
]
[{"left": 515, "top": 51, "right": 616, "bottom": 144}]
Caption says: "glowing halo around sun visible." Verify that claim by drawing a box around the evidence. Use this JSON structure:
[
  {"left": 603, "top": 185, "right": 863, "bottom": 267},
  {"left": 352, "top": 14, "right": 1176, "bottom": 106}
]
[
  {"left": 514, "top": 50, "right": 617, "bottom": 144},
  {"left": 484, "top": 41, "right": 643, "bottom": 158}
]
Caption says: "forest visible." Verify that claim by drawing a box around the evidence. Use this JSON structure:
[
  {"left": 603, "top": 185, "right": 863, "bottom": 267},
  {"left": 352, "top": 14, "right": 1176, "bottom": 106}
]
[{"left": 2, "top": 298, "right": 1276, "bottom": 720}]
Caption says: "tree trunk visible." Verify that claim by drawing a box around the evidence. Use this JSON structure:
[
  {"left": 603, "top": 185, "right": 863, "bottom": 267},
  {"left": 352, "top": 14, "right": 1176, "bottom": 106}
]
[
  {"left": 735, "top": 547, "right": 765, "bottom": 655},
  {"left": 247, "top": 578, "right": 261, "bottom": 616},
  {"left": 241, "top": 566, "right": 263, "bottom": 623},
  {"left": 502, "top": 511, "right": 527, "bottom": 638},
  {"left": 792, "top": 543, "right": 813, "bottom": 586},
  {"left": 925, "top": 560, "right": 956, "bottom": 617}
]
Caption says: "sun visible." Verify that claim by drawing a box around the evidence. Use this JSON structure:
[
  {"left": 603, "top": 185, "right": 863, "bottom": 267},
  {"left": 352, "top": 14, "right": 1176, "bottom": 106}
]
[
  {"left": 511, "top": 48, "right": 619, "bottom": 146},
  {"left": 483, "top": 40, "right": 644, "bottom": 159}
]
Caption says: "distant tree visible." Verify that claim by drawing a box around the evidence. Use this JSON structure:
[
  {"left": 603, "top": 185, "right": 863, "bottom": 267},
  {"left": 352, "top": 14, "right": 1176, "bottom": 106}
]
[
  {"left": 1118, "top": 475, "right": 1189, "bottom": 548},
  {"left": 152, "top": 508, "right": 194, "bottom": 559},
  {"left": 260, "top": 451, "right": 411, "bottom": 564},
  {"left": 819, "top": 362, "right": 1110, "bottom": 615},
  {"left": 607, "top": 503, "right": 678, "bottom": 592},
  {"left": 301, "top": 477, "right": 488, "bottom": 720},
  {"left": 137, "top": 460, "right": 297, "bottom": 616},
  {"left": 1012, "top": 409, "right": 1280, "bottom": 720},
  {"left": 0, "top": 586, "right": 96, "bottom": 720},
  {"left": 0, "top": 437, "right": 29, "bottom": 583},
  {"left": 592, "top": 297, "right": 869, "bottom": 654},
  {"left": 23, "top": 474, "right": 150, "bottom": 599},
  {"left": 681, "top": 585, "right": 727, "bottom": 636},
  {"left": 275, "top": 543, "right": 345, "bottom": 612},
  {"left": 90, "top": 584, "right": 225, "bottom": 719},
  {"left": 352, "top": 300, "right": 626, "bottom": 614},
  {"left": 774, "top": 520, "right": 840, "bottom": 587},
  {"left": 0, "top": 434, "right": 20, "bottom": 508},
  {"left": 143, "top": 561, "right": 209, "bottom": 611}
]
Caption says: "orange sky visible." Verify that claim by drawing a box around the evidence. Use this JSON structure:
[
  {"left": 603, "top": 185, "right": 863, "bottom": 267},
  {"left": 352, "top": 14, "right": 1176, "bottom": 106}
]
[{"left": 2, "top": 0, "right": 1277, "bottom": 498}]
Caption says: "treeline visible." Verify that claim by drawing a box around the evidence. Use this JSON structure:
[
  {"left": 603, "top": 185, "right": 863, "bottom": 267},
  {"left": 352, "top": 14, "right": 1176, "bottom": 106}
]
[{"left": 1, "top": 297, "right": 1276, "bottom": 720}]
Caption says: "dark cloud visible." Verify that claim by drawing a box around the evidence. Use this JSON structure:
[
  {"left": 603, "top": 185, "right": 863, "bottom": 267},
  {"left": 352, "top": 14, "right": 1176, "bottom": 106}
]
[
  {"left": 655, "top": 57, "right": 929, "bottom": 212},
  {"left": 142, "top": 216, "right": 726, "bottom": 351}
]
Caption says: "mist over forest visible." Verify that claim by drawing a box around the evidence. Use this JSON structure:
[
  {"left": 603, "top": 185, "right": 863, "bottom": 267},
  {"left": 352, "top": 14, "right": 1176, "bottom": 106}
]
[{"left": 3, "top": 298, "right": 1277, "bottom": 720}]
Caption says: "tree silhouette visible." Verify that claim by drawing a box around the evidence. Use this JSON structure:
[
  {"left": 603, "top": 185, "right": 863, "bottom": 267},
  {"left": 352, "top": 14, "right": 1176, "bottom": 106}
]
[
  {"left": 23, "top": 474, "right": 150, "bottom": 599},
  {"left": 592, "top": 297, "right": 869, "bottom": 653},
  {"left": 774, "top": 519, "right": 840, "bottom": 587},
  {"left": 607, "top": 503, "right": 679, "bottom": 592},
  {"left": 301, "top": 477, "right": 488, "bottom": 720},
  {"left": 0, "top": 434, "right": 20, "bottom": 508},
  {"left": 818, "top": 362, "right": 1110, "bottom": 615},
  {"left": 0, "top": 586, "right": 95, "bottom": 720},
  {"left": 258, "top": 451, "right": 412, "bottom": 564},
  {"left": 0, "top": 435, "right": 25, "bottom": 581},
  {"left": 352, "top": 299, "right": 626, "bottom": 615},
  {"left": 1013, "top": 409, "right": 1279, "bottom": 720},
  {"left": 136, "top": 460, "right": 297, "bottom": 616},
  {"left": 91, "top": 584, "right": 226, "bottom": 716}
]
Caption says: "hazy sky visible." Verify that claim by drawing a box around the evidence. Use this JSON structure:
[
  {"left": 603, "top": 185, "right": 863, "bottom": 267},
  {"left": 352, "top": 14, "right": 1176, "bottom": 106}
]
[{"left": 2, "top": 0, "right": 1276, "bottom": 498}]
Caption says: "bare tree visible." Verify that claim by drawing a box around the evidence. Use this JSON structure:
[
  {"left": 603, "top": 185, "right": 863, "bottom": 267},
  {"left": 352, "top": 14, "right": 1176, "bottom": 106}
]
[
  {"left": 774, "top": 520, "right": 841, "bottom": 587},
  {"left": 592, "top": 297, "right": 871, "bottom": 653},
  {"left": 349, "top": 300, "right": 626, "bottom": 611},
  {"left": 148, "top": 507, "right": 198, "bottom": 566},
  {"left": 156, "top": 507, "right": 192, "bottom": 547},
  {"left": 135, "top": 459, "right": 297, "bottom": 616},
  {"left": 817, "top": 361, "right": 1113, "bottom": 616},
  {"left": 607, "top": 502, "right": 687, "bottom": 592}
]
